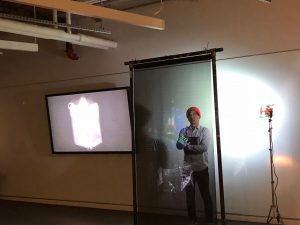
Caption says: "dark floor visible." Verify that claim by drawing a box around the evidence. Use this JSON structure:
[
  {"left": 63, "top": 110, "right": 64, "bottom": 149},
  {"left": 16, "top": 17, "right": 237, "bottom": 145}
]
[
  {"left": 0, "top": 199, "right": 264, "bottom": 225},
  {"left": 0, "top": 199, "right": 133, "bottom": 225}
]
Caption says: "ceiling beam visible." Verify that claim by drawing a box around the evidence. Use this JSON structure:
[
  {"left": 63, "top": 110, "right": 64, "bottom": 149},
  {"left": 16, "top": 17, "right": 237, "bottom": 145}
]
[{"left": 7, "top": 0, "right": 165, "bottom": 30}]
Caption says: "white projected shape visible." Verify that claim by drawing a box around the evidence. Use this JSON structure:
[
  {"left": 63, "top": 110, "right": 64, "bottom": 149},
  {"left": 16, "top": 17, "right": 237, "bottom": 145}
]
[{"left": 68, "top": 97, "right": 102, "bottom": 150}]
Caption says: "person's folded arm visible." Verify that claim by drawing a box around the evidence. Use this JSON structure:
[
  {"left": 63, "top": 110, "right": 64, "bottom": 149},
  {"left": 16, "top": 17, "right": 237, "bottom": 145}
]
[
  {"left": 184, "top": 128, "right": 210, "bottom": 154},
  {"left": 176, "top": 142, "right": 185, "bottom": 150}
]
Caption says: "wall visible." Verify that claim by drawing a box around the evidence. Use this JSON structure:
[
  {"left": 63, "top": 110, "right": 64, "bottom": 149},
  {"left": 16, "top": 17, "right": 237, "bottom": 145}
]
[
  {"left": 0, "top": 73, "right": 133, "bottom": 211},
  {"left": 0, "top": 0, "right": 300, "bottom": 224}
]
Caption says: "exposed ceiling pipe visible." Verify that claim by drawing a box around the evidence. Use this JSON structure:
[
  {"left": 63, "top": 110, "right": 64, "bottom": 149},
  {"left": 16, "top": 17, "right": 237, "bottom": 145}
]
[
  {"left": 0, "top": 18, "right": 117, "bottom": 49},
  {"left": 0, "top": 39, "right": 38, "bottom": 52},
  {"left": 52, "top": 9, "right": 58, "bottom": 29},
  {"left": 64, "top": 10, "right": 78, "bottom": 59},
  {"left": 66, "top": 12, "right": 72, "bottom": 34}
]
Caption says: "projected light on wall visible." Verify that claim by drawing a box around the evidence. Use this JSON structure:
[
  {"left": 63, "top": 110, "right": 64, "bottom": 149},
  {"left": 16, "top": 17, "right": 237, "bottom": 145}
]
[
  {"left": 274, "top": 155, "right": 294, "bottom": 167},
  {"left": 218, "top": 71, "right": 285, "bottom": 158},
  {"left": 68, "top": 96, "right": 102, "bottom": 150}
]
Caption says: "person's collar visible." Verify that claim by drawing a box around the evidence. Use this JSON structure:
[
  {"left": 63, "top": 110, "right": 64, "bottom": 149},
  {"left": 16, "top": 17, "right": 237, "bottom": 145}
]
[{"left": 189, "top": 124, "right": 200, "bottom": 130}]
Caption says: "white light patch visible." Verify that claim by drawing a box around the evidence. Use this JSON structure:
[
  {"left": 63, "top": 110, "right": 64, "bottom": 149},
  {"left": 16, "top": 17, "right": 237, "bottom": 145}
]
[
  {"left": 218, "top": 71, "right": 285, "bottom": 159},
  {"left": 68, "top": 96, "right": 102, "bottom": 150}
]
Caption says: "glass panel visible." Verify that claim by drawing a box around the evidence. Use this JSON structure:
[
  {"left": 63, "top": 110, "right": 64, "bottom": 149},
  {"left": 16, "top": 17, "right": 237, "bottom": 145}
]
[{"left": 134, "top": 61, "right": 217, "bottom": 225}]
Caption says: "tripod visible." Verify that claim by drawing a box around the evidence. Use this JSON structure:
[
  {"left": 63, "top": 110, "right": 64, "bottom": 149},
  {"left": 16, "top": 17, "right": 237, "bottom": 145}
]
[{"left": 266, "top": 118, "right": 284, "bottom": 225}]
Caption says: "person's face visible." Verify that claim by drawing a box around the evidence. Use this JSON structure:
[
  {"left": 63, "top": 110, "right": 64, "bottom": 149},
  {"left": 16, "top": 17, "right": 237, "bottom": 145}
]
[{"left": 187, "top": 110, "right": 200, "bottom": 127}]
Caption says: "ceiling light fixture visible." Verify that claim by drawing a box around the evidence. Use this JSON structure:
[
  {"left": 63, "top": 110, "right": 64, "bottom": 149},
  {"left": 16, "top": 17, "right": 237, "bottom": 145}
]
[{"left": 0, "top": 39, "right": 38, "bottom": 52}]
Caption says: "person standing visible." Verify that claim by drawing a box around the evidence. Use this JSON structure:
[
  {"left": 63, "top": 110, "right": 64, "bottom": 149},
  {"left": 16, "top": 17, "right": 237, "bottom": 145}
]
[{"left": 176, "top": 106, "right": 213, "bottom": 225}]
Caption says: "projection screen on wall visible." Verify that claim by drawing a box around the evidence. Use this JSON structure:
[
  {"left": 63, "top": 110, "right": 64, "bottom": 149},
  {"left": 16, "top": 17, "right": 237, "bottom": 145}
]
[
  {"left": 133, "top": 57, "right": 218, "bottom": 224},
  {"left": 46, "top": 87, "right": 132, "bottom": 153}
]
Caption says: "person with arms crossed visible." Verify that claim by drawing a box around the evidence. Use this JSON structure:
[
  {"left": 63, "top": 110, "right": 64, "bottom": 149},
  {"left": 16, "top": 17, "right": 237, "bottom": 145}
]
[{"left": 176, "top": 106, "right": 213, "bottom": 225}]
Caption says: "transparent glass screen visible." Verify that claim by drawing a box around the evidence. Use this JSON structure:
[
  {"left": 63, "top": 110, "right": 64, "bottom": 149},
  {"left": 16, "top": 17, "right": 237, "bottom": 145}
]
[{"left": 133, "top": 61, "right": 217, "bottom": 225}]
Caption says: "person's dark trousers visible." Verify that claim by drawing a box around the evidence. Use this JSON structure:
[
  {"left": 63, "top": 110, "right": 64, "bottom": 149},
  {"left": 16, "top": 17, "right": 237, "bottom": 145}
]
[{"left": 185, "top": 167, "right": 213, "bottom": 222}]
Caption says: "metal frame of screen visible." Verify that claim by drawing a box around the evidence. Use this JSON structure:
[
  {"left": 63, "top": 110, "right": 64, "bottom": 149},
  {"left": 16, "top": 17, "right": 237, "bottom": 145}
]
[{"left": 125, "top": 48, "right": 225, "bottom": 225}]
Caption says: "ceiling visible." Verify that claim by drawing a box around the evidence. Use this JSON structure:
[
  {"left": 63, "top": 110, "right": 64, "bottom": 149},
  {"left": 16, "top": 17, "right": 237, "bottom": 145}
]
[
  {"left": 85, "top": 0, "right": 162, "bottom": 10},
  {"left": 0, "top": 0, "right": 164, "bottom": 34},
  {"left": 0, "top": 0, "right": 164, "bottom": 54},
  {"left": 0, "top": 0, "right": 162, "bottom": 18}
]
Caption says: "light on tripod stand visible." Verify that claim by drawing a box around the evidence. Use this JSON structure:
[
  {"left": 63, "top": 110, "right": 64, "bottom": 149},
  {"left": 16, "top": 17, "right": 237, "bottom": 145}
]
[
  {"left": 260, "top": 104, "right": 284, "bottom": 225},
  {"left": 260, "top": 104, "right": 274, "bottom": 118}
]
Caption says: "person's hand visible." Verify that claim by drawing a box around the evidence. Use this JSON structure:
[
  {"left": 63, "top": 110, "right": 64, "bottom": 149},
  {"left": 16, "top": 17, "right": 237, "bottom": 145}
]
[
  {"left": 178, "top": 133, "right": 188, "bottom": 146},
  {"left": 184, "top": 145, "right": 191, "bottom": 154}
]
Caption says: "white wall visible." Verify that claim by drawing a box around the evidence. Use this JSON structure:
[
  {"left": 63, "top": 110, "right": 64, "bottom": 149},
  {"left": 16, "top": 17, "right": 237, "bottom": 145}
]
[{"left": 0, "top": 0, "right": 300, "bottom": 223}]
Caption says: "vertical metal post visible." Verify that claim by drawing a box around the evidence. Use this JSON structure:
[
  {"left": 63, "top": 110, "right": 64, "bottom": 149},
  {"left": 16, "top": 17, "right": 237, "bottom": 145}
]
[
  {"left": 130, "top": 66, "right": 138, "bottom": 225},
  {"left": 211, "top": 50, "right": 226, "bottom": 225},
  {"left": 269, "top": 119, "right": 276, "bottom": 211},
  {"left": 266, "top": 118, "right": 283, "bottom": 225}
]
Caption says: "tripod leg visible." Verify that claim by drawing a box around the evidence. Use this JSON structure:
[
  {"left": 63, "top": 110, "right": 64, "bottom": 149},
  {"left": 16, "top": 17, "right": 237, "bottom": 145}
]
[
  {"left": 267, "top": 205, "right": 277, "bottom": 225},
  {"left": 267, "top": 205, "right": 282, "bottom": 225}
]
